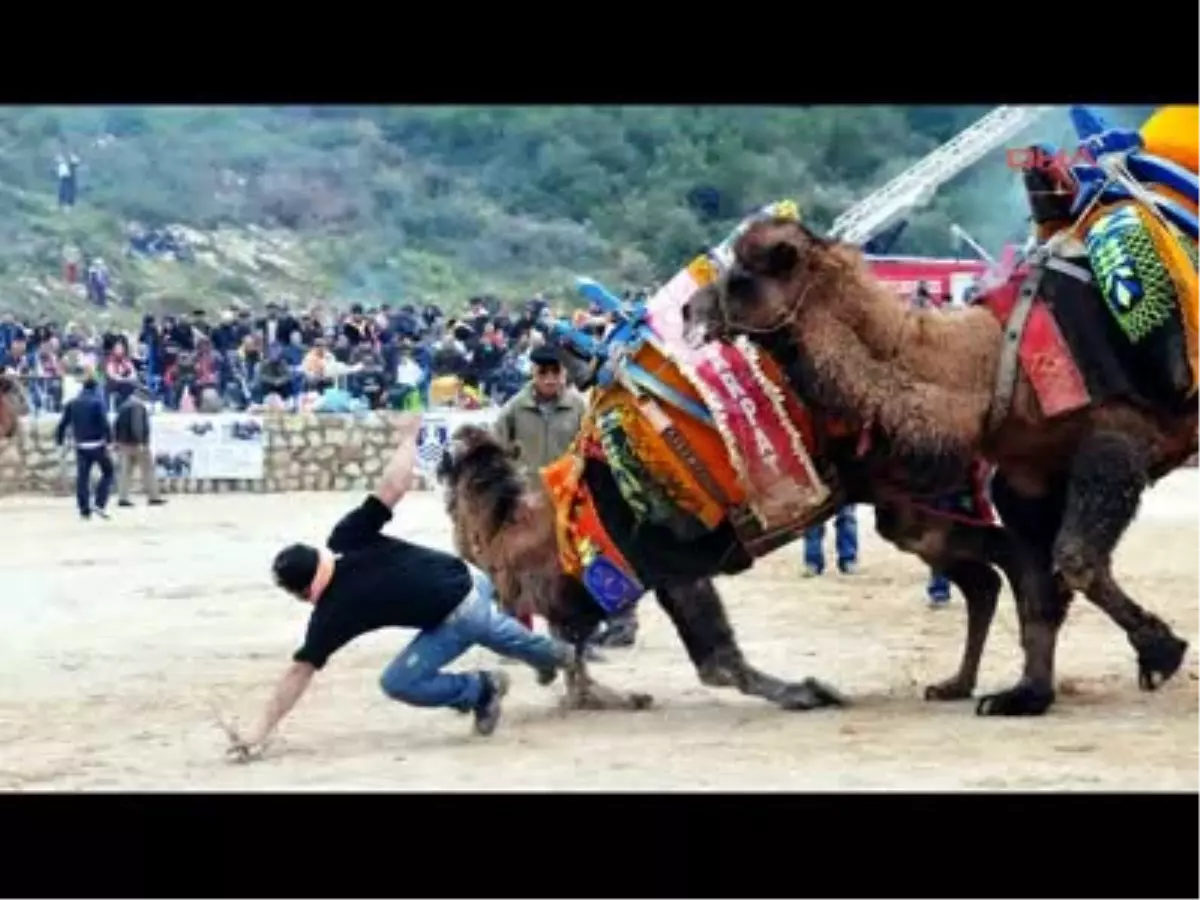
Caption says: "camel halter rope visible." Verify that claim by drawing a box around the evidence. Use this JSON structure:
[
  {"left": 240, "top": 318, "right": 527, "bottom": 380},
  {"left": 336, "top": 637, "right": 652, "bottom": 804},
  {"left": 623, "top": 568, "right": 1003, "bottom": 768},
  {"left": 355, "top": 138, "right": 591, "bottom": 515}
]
[{"left": 713, "top": 263, "right": 820, "bottom": 339}]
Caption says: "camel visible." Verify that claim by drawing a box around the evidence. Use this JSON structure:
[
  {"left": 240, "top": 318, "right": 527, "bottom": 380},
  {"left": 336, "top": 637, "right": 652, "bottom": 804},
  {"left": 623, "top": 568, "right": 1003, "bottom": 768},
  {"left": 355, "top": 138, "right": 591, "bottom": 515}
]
[
  {"left": 682, "top": 197, "right": 1196, "bottom": 714},
  {"left": 436, "top": 275, "right": 1047, "bottom": 714},
  {"left": 438, "top": 423, "right": 847, "bottom": 712},
  {"left": 0, "top": 372, "right": 28, "bottom": 440}
]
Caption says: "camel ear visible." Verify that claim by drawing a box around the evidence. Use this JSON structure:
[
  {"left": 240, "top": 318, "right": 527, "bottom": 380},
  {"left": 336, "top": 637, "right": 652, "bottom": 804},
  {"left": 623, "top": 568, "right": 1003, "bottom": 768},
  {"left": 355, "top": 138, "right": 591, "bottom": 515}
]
[{"left": 764, "top": 241, "right": 799, "bottom": 278}]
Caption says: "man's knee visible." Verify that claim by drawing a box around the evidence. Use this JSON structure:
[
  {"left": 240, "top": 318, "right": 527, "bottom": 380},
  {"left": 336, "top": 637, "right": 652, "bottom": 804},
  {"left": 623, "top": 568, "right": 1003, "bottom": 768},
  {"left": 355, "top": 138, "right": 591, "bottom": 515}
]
[
  {"left": 379, "top": 668, "right": 414, "bottom": 702},
  {"left": 379, "top": 656, "right": 424, "bottom": 702}
]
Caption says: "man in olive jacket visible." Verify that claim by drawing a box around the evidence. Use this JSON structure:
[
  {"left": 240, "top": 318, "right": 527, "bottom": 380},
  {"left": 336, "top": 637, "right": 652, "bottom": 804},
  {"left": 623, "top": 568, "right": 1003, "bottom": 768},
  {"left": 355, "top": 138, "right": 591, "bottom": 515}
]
[
  {"left": 491, "top": 344, "right": 638, "bottom": 648},
  {"left": 114, "top": 383, "right": 165, "bottom": 507},
  {"left": 491, "top": 345, "right": 586, "bottom": 476}
]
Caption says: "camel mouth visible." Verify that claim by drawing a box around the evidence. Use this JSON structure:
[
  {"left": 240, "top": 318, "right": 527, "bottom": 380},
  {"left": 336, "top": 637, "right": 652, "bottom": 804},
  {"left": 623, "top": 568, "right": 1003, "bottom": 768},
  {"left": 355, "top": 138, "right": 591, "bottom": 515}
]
[{"left": 681, "top": 295, "right": 722, "bottom": 349}]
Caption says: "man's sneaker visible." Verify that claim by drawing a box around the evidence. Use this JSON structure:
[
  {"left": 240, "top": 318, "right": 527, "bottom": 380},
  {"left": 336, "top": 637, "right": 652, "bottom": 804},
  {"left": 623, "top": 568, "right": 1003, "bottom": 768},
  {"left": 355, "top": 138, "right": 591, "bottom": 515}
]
[
  {"left": 80, "top": 511, "right": 91, "bottom": 520},
  {"left": 473, "top": 670, "right": 510, "bottom": 736},
  {"left": 148, "top": 498, "right": 166, "bottom": 506},
  {"left": 928, "top": 594, "right": 951, "bottom": 609},
  {"left": 94, "top": 508, "right": 109, "bottom": 520},
  {"left": 838, "top": 561, "right": 859, "bottom": 575},
  {"left": 118, "top": 500, "right": 135, "bottom": 508},
  {"left": 802, "top": 565, "right": 822, "bottom": 578}
]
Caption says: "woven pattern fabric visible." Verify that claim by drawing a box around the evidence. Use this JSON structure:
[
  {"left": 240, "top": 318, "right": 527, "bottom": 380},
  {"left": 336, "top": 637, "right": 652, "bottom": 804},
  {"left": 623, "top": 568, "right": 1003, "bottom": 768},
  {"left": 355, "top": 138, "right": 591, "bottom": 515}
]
[{"left": 1085, "top": 203, "right": 1179, "bottom": 342}]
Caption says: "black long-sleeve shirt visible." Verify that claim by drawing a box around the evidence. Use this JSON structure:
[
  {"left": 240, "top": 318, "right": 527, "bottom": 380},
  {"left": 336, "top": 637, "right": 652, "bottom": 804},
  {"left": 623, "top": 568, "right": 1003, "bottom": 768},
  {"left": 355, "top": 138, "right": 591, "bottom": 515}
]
[{"left": 292, "top": 495, "right": 474, "bottom": 670}]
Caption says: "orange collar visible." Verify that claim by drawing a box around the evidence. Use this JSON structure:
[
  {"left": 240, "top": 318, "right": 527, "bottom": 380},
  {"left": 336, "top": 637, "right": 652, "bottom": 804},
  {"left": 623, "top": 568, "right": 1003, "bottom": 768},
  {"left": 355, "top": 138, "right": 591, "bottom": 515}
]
[{"left": 307, "top": 549, "right": 337, "bottom": 603}]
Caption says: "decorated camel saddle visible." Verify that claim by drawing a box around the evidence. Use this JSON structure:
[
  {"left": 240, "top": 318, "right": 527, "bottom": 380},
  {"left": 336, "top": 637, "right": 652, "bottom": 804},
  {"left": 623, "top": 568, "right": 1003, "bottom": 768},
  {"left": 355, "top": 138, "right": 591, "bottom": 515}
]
[
  {"left": 542, "top": 202, "right": 839, "bottom": 613},
  {"left": 985, "top": 105, "right": 1199, "bottom": 424}
]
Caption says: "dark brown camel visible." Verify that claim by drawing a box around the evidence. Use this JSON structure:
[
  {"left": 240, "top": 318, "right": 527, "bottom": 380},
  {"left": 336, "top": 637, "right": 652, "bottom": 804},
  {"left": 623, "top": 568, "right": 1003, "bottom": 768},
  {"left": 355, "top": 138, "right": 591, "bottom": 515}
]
[
  {"left": 438, "top": 424, "right": 848, "bottom": 712},
  {"left": 683, "top": 216, "right": 1195, "bottom": 715}
]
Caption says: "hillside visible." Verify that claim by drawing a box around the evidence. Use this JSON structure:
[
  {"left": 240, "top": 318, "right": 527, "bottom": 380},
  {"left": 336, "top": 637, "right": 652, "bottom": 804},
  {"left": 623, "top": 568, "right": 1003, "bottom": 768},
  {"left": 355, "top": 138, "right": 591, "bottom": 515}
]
[{"left": 0, "top": 105, "right": 1151, "bottom": 326}]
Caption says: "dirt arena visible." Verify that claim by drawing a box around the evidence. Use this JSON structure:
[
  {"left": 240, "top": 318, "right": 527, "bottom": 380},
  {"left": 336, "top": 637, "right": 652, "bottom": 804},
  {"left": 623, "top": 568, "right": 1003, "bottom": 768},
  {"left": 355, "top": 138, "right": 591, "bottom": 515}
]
[{"left": 1, "top": 472, "right": 1195, "bottom": 791}]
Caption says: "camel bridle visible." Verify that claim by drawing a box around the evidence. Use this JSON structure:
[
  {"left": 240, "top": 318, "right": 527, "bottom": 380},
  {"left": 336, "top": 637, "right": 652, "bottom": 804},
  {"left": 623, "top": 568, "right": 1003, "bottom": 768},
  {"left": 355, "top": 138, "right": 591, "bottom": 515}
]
[{"left": 713, "top": 260, "right": 817, "bottom": 339}]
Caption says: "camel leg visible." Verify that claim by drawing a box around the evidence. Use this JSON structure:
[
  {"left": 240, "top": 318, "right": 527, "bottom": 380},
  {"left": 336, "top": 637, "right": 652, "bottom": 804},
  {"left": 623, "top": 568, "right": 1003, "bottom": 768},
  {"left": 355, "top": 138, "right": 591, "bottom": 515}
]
[
  {"left": 1084, "top": 568, "right": 1188, "bottom": 690},
  {"left": 1054, "top": 431, "right": 1189, "bottom": 691},
  {"left": 873, "top": 507, "right": 1002, "bottom": 702},
  {"left": 654, "top": 579, "right": 846, "bottom": 711},
  {"left": 549, "top": 588, "right": 652, "bottom": 712},
  {"left": 923, "top": 557, "right": 1001, "bottom": 701},
  {"left": 975, "top": 473, "right": 1068, "bottom": 716},
  {"left": 559, "top": 655, "right": 653, "bottom": 712}
]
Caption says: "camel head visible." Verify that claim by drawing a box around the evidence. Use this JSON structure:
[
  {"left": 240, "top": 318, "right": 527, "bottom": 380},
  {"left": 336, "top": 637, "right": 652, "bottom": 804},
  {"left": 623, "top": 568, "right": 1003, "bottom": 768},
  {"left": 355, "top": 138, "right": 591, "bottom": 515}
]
[
  {"left": 682, "top": 217, "right": 842, "bottom": 346},
  {"left": 436, "top": 424, "right": 527, "bottom": 537},
  {"left": 0, "top": 371, "right": 29, "bottom": 439}
]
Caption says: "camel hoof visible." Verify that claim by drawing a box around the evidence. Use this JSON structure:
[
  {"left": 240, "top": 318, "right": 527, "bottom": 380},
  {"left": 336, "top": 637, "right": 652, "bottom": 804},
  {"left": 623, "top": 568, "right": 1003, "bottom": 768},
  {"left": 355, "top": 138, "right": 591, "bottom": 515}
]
[
  {"left": 1136, "top": 635, "right": 1187, "bottom": 692},
  {"left": 924, "top": 680, "right": 973, "bottom": 702},
  {"left": 975, "top": 683, "right": 1055, "bottom": 717},
  {"left": 629, "top": 692, "right": 654, "bottom": 710},
  {"left": 778, "top": 677, "right": 847, "bottom": 711}
]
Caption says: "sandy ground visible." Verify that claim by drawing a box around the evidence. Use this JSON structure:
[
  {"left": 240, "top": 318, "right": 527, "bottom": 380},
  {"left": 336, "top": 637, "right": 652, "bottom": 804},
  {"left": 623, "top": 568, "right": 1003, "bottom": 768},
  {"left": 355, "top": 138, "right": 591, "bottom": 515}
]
[{"left": 0, "top": 472, "right": 1196, "bottom": 792}]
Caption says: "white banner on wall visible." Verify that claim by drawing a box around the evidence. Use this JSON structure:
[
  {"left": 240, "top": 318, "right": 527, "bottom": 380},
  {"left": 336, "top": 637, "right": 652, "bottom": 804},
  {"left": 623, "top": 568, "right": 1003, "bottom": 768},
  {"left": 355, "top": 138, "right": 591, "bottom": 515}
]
[
  {"left": 151, "top": 413, "right": 266, "bottom": 480},
  {"left": 415, "top": 409, "right": 500, "bottom": 475}
]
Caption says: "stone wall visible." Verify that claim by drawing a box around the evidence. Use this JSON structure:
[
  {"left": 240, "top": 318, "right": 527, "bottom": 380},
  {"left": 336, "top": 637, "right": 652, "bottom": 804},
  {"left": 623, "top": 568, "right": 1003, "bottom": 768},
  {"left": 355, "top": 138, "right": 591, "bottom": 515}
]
[
  {"left": 7, "top": 412, "right": 1189, "bottom": 498},
  {"left": 0, "top": 412, "right": 433, "bottom": 497}
]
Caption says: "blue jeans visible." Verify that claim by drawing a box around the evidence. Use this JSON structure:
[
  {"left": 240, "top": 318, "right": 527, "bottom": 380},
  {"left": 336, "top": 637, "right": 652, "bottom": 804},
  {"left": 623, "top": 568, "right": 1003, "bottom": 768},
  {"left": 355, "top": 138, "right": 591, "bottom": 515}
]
[
  {"left": 804, "top": 505, "right": 858, "bottom": 572},
  {"left": 75, "top": 446, "right": 114, "bottom": 516},
  {"left": 927, "top": 571, "right": 951, "bottom": 602},
  {"left": 378, "top": 566, "right": 566, "bottom": 712}
]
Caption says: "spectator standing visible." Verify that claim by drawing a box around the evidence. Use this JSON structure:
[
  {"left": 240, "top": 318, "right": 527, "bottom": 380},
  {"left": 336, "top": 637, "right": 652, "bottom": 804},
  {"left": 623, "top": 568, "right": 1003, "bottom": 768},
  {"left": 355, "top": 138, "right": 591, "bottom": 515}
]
[
  {"left": 114, "top": 385, "right": 165, "bottom": 508},
  {"left": 54, "top": 368, "right": 114, "bottom": 520},
  {"left": 56, "top": 155, "right": 75, "bottom": 210},
  {"left": 802, "top": 506, "right": 859, "bottom": 577},
  {"left": 104, "top": 341, "right": 138, "bottom": 409},
  {"left": 86, "top": 258, "right": 109, "bottom": 307}
]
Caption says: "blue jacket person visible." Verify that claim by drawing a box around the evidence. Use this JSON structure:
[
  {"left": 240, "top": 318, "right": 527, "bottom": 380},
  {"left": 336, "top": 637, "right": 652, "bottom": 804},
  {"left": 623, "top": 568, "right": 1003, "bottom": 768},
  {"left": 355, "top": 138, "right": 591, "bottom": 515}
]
[
  {"left": 54, "top": 371, "right": 115, "bottom": 520},
  {"left": 225, "top": 414, "right": 575, "bottom": 761}
]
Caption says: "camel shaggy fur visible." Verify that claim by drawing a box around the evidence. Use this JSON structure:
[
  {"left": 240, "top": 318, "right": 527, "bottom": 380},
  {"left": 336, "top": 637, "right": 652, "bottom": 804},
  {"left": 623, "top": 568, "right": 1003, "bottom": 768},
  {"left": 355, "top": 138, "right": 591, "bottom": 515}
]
[{"left": 684, "top": 217, "right": 1194, "bottom": 715}]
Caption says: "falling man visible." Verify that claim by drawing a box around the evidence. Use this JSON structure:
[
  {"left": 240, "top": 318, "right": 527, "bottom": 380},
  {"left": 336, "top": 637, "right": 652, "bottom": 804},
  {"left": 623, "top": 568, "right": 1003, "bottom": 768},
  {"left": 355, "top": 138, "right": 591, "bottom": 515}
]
[{"left": 223, "top": 414, "right": 576, "bottom": 762}]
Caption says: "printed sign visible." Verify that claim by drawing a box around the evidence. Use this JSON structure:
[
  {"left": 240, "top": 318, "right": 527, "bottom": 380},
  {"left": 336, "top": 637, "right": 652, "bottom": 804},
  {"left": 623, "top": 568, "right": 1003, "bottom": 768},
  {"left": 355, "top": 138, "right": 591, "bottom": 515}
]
[
  {"left": 151, "top": 413, "right": 265, "bottom": 479},
  {"left": 414, "top": 409, "right": 501, "bottom": 475}
]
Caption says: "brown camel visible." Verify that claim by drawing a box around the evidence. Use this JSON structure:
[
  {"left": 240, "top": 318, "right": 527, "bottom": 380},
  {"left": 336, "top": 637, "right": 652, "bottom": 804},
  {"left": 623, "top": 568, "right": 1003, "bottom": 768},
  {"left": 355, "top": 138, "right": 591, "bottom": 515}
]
[
  {"left": 0, "top": 372, "right": 28, "bottom": 440},
  {"left": 683, "top": 216, "right": 1195, "bottom": 715}
]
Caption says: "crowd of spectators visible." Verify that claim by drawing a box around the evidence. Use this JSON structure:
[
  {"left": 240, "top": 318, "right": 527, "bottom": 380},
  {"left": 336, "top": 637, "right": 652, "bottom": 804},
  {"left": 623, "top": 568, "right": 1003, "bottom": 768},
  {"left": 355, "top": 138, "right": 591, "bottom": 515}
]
[{"left": 0, "top": 294, "right": 622, "bottom": 418}]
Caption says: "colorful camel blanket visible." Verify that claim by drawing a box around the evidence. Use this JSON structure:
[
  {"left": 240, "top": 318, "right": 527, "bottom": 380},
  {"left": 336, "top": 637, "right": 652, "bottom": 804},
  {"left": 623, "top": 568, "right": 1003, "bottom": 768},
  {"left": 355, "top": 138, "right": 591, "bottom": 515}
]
[
  {"left": 540, "top": 333, "right": 834, "bottom": 614},
  {"left": 1081, "top": 200, "right": 1198, "bottom": 406}
]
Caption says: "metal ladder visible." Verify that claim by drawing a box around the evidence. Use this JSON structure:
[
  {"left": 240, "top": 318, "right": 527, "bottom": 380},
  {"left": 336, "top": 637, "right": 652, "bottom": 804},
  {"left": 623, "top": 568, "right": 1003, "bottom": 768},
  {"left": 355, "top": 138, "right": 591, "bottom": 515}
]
[{"left": 828, "top": 106, "right": 1057, "bottom": 245}]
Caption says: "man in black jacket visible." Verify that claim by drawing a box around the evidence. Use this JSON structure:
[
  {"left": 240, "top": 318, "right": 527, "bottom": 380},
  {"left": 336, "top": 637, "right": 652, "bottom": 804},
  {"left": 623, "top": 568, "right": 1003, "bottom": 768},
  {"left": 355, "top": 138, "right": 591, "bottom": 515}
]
[
  {"left": 224, "top": 415, "right": 574, "bottom": 761},
  {"left": 55, "top": 369, "right": 114, "bottom": 520}
]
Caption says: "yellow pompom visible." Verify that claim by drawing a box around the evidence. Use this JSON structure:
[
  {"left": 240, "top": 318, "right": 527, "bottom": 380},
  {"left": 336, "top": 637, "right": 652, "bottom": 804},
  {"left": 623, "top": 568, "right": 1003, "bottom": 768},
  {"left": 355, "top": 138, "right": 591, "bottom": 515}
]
[
  {"left": 1140, "top": 106, "right": 1198, "bottom": 174},
  {"left": 773, "top": 199, "right": 802, "bottom": 221}
]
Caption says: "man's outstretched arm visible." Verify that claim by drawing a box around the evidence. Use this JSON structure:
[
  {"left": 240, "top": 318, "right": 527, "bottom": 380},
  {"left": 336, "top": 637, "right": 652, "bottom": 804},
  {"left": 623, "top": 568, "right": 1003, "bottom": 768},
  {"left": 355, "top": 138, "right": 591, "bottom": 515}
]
[
  {"left": 326, "top": 414, "right": 423, "bottom": 553},
  {"left": 226, "top": 660, "right": 316, "bottom": 761}
]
